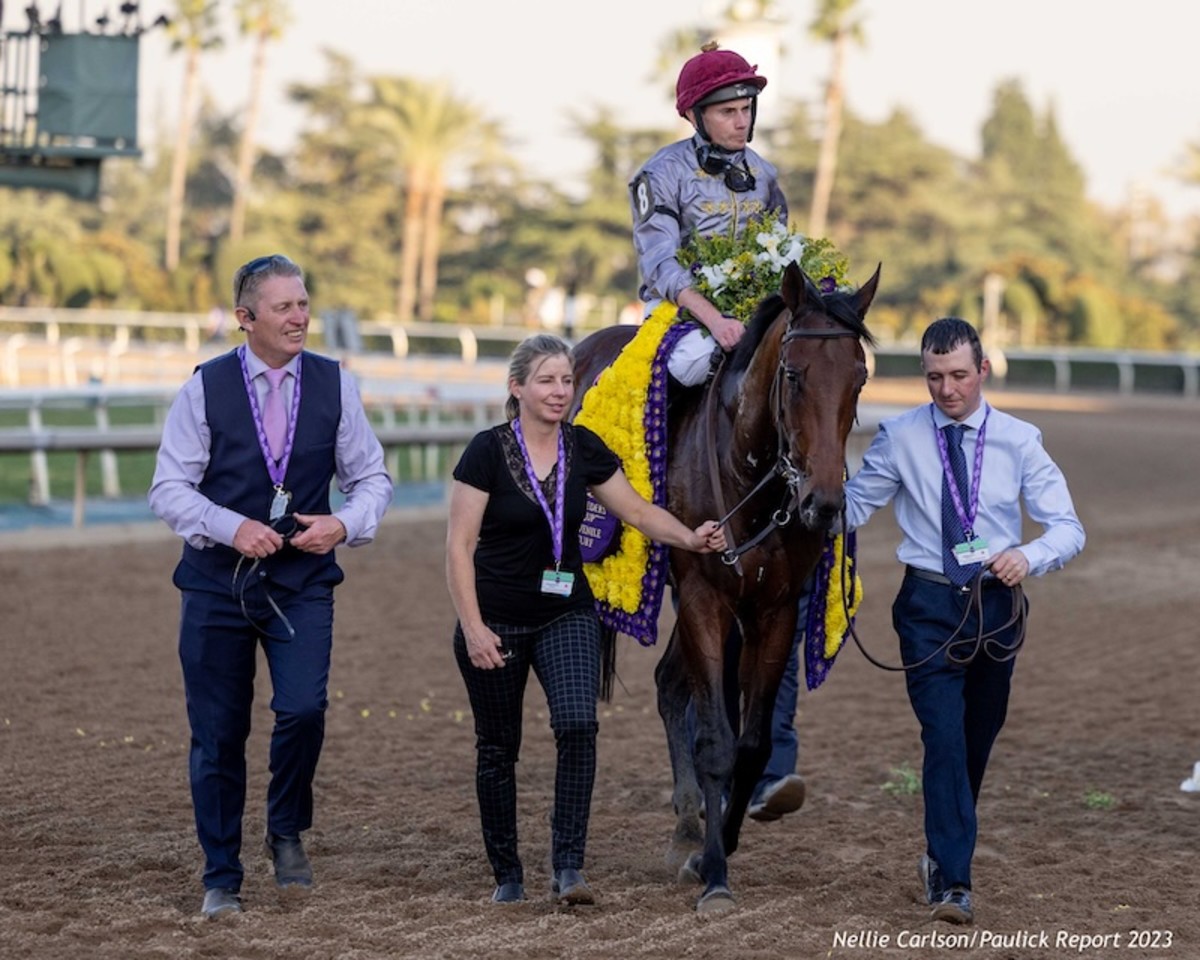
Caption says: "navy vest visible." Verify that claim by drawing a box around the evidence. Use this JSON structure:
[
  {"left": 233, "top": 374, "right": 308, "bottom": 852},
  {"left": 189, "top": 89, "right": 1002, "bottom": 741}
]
[{"left": 178, "top": 349, "right": 344, "bottom": 593}]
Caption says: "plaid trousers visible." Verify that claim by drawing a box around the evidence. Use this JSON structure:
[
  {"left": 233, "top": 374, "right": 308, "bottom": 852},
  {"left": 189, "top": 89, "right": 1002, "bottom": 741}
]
[{"left": 454, "top": 608, "right": 600, "bottom": 885}]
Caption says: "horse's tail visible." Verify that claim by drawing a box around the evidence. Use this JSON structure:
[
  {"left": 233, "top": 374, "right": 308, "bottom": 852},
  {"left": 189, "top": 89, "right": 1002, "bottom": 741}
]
[{"left": 599, "top": 624, "right": 618, "bottom": 702}]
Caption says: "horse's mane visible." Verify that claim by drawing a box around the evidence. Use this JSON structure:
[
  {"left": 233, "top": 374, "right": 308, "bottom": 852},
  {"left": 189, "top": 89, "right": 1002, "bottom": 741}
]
[
  {"left": 726, "top": 293, "right": 785, "bottom": 375},
  {"left": 725, "top": 286, "right": 877, "bottom": 378},
  {"left": 823, "top": 289, "right": 877, "bottom": 347}
]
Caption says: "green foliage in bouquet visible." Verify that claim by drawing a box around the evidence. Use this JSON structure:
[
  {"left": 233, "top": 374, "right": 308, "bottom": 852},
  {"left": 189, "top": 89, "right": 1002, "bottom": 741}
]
[{"left": 677, "top": 211, "right": 851, "bottom": 323}]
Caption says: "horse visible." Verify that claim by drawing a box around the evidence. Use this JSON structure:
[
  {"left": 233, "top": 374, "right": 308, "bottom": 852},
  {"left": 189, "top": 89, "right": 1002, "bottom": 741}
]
[{"left": 572, "top": 260, "right": 879, "bottom": 912}]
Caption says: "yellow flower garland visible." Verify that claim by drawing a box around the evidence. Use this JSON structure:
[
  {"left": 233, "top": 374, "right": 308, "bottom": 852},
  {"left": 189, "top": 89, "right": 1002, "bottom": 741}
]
[
  {"left": 824, "top": 533, "right": 863, "bottom": 660},
  {"left": 576, "top": 302, "right": 680, "bottom": 613}
]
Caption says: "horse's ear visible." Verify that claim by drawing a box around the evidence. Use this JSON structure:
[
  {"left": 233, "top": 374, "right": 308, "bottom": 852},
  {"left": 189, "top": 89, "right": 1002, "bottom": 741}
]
[
  {"left": 781, "top": 260, "right": 823, "bottom": 310},
  {"left": 780, "top": 260, "right": 802, "bottom": 309},
  {"left": 852, "top": 264, "right": 882, "bottom": 316}
]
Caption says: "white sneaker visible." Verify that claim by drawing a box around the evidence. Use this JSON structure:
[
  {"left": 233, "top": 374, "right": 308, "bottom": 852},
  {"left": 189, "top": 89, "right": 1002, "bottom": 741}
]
[{"left": 1180, "top": 761, "right": 1200, "bottom": 793}]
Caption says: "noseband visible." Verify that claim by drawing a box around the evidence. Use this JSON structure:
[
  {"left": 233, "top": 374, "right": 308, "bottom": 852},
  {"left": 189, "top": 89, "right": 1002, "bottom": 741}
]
[{"left": 708, "top": 311, "right": 861, "bottom": 573}]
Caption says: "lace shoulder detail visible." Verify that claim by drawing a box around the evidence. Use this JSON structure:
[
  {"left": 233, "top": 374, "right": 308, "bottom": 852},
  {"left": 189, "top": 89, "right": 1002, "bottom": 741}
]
[{"left": 497, "top": 422, "right": 576, "bottom": 504}]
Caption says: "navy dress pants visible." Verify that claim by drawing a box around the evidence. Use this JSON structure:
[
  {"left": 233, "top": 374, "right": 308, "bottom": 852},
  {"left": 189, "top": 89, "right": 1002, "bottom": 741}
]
[
  {"left": 893, "top": 574, "right": 1025, "bottom": 893},
  {"left": 178, "top": 577, "right": 334, "bottom": 891}
]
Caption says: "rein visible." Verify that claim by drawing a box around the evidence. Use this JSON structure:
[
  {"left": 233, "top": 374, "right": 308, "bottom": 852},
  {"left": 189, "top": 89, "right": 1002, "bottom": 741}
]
[
  {"left": 706, "top": 313, "right": 860, "bottom": 574},
  {"left": 833, "top": 526, "right": 1028, "bottom": 670}
]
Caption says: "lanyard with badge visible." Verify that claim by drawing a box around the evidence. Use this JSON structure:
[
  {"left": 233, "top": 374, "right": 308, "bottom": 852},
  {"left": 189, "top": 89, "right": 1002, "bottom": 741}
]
[
  {"left": 239, "top": 346, "right": 302, "bottom": 520},
  {"left": 934, "top": 407, "right": 991, "bottom": 566},
  {"left": 511, "top": 418, "right": 574, "bottom": 598}
]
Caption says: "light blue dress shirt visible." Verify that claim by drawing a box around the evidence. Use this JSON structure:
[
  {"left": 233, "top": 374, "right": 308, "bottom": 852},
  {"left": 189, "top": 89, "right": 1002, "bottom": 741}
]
[
  {"left": 148, "top": 347, "right": 393, "bottom": 550},
  {"left": 844, "top": 399, "right": 1085, "bottom": 577}
]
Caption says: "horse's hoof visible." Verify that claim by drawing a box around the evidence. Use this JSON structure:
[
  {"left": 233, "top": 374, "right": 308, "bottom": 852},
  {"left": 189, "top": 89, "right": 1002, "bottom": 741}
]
[
  {"left": 696, "top": 886, "right": 736, "bottom": 914},
  {"left": 676, "top": 853, "right": 703, "bottom": 886},
  {"left": 665, "top": 836, "right": 702, "bottom": 872}
]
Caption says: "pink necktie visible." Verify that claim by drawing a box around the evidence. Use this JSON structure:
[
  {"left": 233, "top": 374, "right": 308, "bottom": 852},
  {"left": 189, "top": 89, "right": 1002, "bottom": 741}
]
[{"left": 262, "top": 368, "right": 288, "bottom": 461}]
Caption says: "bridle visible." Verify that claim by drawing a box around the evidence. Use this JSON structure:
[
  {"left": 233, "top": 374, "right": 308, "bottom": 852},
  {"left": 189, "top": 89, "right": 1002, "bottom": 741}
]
[
  {"left": 230, "top": 513, "right": 305, "bottom": 642},
  {"left": 705, "top": 309, "right": 861, "bottom": 574}
]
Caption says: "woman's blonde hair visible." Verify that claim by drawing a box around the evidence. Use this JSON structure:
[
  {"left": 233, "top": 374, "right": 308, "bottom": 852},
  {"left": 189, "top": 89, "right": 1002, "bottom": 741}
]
[{"left": 505, "top": 334, "right": 573, "bottom": 421}]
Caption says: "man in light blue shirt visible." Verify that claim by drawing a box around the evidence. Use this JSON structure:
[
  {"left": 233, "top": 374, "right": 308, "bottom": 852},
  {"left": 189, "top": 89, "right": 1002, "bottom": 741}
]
[{"left": 844, "top": 317, "right": 1084, "bottom": 926}]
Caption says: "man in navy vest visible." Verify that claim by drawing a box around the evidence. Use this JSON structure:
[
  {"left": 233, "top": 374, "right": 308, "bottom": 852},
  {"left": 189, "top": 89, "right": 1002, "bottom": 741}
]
[{"left": 150, "top": 254, "right": 392, "bottom": 919}]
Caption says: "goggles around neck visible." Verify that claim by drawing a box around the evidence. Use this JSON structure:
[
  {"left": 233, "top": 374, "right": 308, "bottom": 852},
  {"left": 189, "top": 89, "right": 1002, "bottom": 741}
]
[{"left": 696, "top": 145, "right": 756, "bottom": 193}]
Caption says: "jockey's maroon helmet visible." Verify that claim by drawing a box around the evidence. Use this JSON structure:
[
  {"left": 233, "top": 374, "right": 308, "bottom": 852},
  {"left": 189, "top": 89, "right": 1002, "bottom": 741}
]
[{"left": 675, "top": 45, "right": 768, "bottom": 117}]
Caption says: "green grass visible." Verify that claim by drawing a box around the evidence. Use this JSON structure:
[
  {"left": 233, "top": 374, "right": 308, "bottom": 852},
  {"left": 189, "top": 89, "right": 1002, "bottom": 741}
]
[
  {"left": 0, "top": 450, "right": 157, "bottom": 502},
  {"left": 1083, "top": 789, "right": 1116, "bottom": 810},
  {"left": 0, "top": 403, "right": 163, "bottom": 502},
  {"left": 0, "top": 401, "right": 472, "bottom": 505},
  {"left": 881, "top": 763, "right": 922, "bottom": 796}
]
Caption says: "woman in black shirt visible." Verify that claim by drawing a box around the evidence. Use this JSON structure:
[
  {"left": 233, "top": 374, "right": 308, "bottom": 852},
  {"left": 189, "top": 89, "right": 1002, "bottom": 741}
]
[{"left": 447, "top": 334, "right": 724, "bottom": 906}]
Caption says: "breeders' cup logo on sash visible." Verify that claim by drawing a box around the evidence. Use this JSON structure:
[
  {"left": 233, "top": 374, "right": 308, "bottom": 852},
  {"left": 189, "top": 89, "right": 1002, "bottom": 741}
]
[{"left": 579, "top": 494, "right": 621, "bottom": 562}]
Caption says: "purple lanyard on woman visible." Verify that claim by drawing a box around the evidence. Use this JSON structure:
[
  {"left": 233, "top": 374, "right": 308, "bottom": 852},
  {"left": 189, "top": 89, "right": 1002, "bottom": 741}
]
[
  {"left": 511, "top": 417, "right": 566, "bottom": 569},
  {"left": 933, "top": 406, "right": 989, "bottom": 538},
  {"left": 239, "top": 346, "right": 303, "bottom": 516}
]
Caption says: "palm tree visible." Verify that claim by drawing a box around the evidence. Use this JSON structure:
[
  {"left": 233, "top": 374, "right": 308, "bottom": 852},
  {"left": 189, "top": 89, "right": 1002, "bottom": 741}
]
[
  {"left": 806, "top": 0, "right": 866, "bottom": 240},
  {"left": 229, "top": 0, "right": 291, "bottom": 244},
  {"left": 364, "top": 77, "right": 482, "bottom": 323},
  {"left": 164, "top": 0, "right": 223, "bottom": 271}
]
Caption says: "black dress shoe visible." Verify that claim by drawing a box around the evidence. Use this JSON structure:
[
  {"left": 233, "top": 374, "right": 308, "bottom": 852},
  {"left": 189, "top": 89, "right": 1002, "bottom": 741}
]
[
  {"left": 551, "top": 868, "right": 595, "bottom": 905},
  {"left": 201, "top": 887, "right": 242, "bottom": 919},
  {"left": 931, "top": 885, "right": 974, "bottom": 925},
  {"left": 491, "top": 881, "right": 525, "bottom": 903},
  {"left": 264, "top": 833, "right": 313, "bottom": 888}
]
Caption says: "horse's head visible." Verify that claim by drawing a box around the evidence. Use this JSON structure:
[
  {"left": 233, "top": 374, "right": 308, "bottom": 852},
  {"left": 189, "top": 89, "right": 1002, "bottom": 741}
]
[{"left": 773, "top": 261, "right": 880, "bottom": 528}]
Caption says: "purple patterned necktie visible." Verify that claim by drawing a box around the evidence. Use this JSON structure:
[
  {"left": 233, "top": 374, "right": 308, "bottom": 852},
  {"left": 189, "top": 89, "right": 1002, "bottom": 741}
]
[
  {"left": 941, "top": 424, "right": 979, "bottom": 587},
  {"left": 262, "top": 368, "right": 288, "bottom": 461}
]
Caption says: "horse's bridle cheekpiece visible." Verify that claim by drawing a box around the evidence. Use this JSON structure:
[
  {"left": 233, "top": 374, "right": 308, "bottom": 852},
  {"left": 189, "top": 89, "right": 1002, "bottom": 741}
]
[{"left": 708, "top": 308, "right": 860, "bottom": 573}]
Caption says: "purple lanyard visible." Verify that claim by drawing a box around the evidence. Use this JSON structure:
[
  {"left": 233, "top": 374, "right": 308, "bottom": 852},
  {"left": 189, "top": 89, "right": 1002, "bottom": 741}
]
[
  {"left": 511, "top": 418, "right": 566, "bottom": 568},
  {"left": 933, "top": 405, "right": 988, "bottom": 539},
  {"left": 239, "top": 346, "right": 303, "bottom": 486}
]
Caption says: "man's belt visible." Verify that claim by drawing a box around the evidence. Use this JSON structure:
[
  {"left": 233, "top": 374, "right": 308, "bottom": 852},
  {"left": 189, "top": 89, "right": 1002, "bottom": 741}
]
[{"left": 905, "top": 565, "right": 1008, "bottom": 591}]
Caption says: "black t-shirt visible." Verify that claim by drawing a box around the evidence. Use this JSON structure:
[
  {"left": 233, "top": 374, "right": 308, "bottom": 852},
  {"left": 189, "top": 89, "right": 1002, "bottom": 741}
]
[{"left": 453, "top": 422, "right": 620, "bottom": 626}]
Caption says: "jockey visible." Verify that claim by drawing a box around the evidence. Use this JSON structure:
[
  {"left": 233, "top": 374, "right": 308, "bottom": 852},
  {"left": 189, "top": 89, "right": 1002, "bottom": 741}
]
[
  {"left": 629, "top": 42, "right": 788, "bottom": 387},
  {"left": 625, "top": 44, "right": 808, "bottom": 825}
]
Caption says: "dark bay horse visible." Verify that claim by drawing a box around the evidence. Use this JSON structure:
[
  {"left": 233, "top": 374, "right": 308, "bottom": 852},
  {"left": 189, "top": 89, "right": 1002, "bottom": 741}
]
[{"left": 573, "top": 261, "right": 879, "bottom": 912}]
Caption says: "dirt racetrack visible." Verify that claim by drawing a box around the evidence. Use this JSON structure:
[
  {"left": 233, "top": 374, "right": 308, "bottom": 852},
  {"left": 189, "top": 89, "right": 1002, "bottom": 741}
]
[{"left": 2, "top": 390, "right": 1198, "bottom": 960}]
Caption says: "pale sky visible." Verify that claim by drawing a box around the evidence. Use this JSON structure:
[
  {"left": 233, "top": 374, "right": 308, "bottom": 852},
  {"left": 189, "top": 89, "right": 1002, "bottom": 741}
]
[{"left": 6, "top": 0, "right": 1199, "bottom": 217}]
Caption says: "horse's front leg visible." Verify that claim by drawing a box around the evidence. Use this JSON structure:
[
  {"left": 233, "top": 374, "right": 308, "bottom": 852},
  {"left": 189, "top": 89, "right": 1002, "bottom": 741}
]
[
  {"left": 675, "top": 597, "right": 738, "bottom": 913},
  {"left": 655, "top": 625, "right": 703, "bottom": 874},
  {"left": 721, "top": 603, "right": 799, "bottom": 858}
]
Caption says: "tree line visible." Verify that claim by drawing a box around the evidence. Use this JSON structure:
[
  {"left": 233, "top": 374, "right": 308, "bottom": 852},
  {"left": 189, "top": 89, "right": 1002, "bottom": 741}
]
[{"left": 1, "top": 0, "right": 1197, "bottom": 352}]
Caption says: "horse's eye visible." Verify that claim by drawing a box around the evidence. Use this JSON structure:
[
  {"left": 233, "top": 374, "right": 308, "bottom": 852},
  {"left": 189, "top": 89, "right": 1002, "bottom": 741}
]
[{"left": 784, "top": 367, "right": 803, "bottom": 386}]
